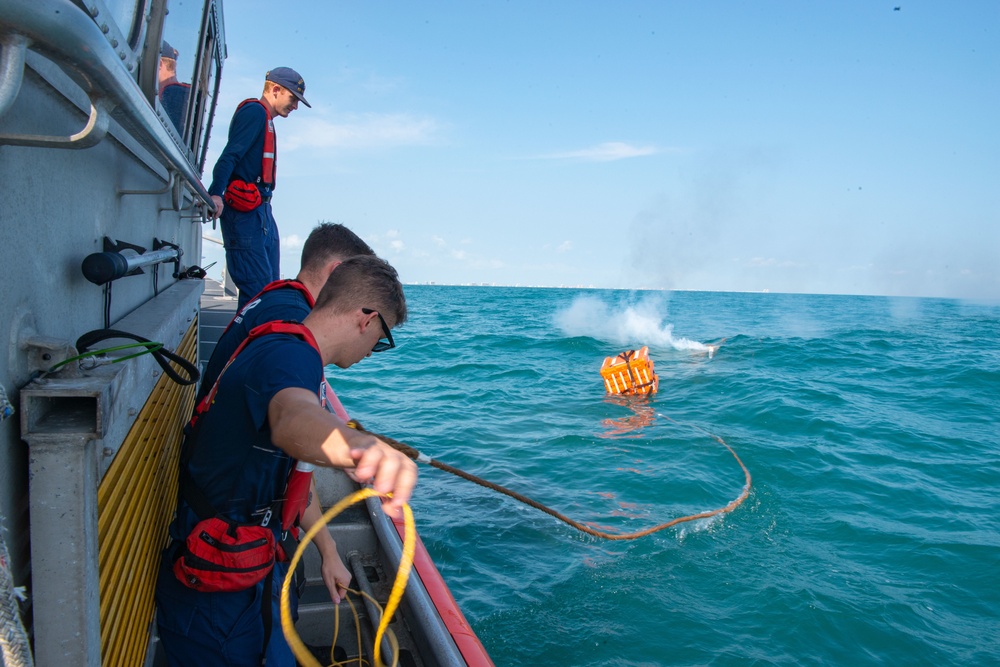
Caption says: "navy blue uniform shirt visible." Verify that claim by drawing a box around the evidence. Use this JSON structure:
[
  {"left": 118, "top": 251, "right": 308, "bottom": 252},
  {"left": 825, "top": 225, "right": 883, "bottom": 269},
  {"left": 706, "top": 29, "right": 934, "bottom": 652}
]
[
  {"left": 208, "top": 101, "right": 271, "bottom": 198},
  {"left": 161, "top": 82, "right": 189, "bottom": 133},
  {"left": 197, "top": 283, "right": 312, "bottom": 403},
  {"left": 171, "top": 333, "right": 322, "bottom": 543}
]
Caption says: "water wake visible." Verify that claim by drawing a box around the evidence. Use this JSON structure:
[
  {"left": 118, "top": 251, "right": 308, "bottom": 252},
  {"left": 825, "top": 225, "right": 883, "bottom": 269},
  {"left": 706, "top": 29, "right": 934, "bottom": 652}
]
[{"left": 554, "top": 294, "right": 716, "bottom": 356}]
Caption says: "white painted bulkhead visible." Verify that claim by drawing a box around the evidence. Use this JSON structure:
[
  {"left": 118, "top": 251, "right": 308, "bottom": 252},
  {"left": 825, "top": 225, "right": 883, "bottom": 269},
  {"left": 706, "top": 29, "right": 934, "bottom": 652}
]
[{"left": 0, "top": 0, "right": 225, "bottom": 662}]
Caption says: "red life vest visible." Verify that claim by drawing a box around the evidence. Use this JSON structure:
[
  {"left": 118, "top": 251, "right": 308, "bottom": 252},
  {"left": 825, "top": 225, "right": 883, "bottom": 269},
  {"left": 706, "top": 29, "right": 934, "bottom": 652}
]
[
  {"left": 182, "top": 319, "right": 323, "bottom": 550},
  {"left": 235, "top": 98, "right": 276, "bottom": 187},
  {"left": 219, "top": 279, "right": 346, "bottom": 422},
  {"left": 222, "top": 279, "right": 314, "bottom": 337},
  {"left": 175, "top": 320, "right": 320, "bottom": 645},
  {"left": 191, "top": 320, "right": 320, "bottom": 429}
]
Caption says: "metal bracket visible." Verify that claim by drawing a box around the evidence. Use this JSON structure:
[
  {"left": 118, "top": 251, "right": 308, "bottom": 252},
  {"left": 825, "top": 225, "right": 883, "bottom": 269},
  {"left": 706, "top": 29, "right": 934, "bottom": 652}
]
[
  {"left": 153, "top": 238, "right": 182, "bottom": 278},
  {"left": 21, "top": 333, "right": 78, "bottom": 377},
  {"left": 117, "top": 170, "right": 174, "bottom": 197}
]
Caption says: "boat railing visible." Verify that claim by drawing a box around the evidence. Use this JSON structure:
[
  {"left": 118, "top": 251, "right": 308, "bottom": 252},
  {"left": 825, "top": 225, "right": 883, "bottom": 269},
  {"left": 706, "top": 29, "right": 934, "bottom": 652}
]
[{"left": 0, "top": 0, "right": 215, "bottom": 212}]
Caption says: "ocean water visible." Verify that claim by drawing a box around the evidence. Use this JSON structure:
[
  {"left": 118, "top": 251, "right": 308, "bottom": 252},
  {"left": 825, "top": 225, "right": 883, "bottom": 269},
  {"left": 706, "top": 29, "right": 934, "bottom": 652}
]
[{"left": 330, "top": 286, "right": 1000, "bottom": 667}]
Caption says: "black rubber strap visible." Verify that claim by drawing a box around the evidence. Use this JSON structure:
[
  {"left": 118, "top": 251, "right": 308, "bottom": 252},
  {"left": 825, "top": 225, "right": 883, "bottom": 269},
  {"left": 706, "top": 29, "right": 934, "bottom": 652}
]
[{"left": 75, "top": 328, "right": 200, "bottom": 386}]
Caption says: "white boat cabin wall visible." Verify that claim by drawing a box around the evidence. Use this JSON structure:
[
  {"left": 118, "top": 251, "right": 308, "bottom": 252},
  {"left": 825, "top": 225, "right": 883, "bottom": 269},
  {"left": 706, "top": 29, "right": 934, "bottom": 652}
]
[{"left": 0, "top": 0, "right": 225, "bottom": 665}]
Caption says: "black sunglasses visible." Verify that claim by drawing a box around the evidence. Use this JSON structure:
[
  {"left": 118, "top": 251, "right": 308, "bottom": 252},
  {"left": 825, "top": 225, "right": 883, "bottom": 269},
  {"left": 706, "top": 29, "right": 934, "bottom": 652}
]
[{"left": 362, "top": 308, "right": 395, "bottom": 352}]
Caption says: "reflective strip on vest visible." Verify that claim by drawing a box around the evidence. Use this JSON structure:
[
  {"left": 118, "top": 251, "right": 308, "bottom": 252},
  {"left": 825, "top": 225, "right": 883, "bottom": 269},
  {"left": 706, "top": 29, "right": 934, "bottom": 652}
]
[{"left": 235, "top": 98, "right": 276, "bottom": 187}]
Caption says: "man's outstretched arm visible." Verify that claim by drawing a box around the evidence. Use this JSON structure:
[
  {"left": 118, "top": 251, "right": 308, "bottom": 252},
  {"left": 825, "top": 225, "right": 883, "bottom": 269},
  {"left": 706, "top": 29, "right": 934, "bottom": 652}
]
[{"left": 268, "top": 386, "right": 417, "bottom": 514}]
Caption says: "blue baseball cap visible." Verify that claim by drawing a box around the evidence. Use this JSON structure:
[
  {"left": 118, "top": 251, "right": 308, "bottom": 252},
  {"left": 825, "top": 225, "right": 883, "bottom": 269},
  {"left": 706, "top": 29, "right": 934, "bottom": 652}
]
[
  {"left": 265, "top": 67, "right": 311, "bottom": 108},
  {"left": 160, "top": 40, "right": 178, "bottom": 60}
]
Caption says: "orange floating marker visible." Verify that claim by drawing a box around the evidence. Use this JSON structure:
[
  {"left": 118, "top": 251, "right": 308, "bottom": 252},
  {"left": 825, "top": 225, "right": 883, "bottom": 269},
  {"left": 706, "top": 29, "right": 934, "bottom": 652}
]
[{"left": 600, "top": 346, "right": 659, "bottom": 396}]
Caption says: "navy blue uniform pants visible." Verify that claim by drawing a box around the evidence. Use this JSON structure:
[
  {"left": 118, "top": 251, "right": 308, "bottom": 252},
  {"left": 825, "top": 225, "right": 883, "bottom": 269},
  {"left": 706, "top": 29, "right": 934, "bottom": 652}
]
[
  {"left": 154, "top": 550, "right": 299, "bottom": 666},
  {"left": 220, "top": 202, "right": 280, "bottom": 310}
]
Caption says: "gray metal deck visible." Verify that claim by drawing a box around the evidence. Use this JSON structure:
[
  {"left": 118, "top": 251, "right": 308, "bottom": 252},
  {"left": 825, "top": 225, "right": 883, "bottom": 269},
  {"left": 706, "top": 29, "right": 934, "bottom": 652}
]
[{"left": 198, "top": 278, "right": 238, "bottom": 371}]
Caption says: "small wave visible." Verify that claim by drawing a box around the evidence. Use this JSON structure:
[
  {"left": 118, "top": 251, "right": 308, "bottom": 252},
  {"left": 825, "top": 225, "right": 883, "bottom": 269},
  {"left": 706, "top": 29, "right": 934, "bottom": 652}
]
[{"left": 676, "top": 513, "right": 725, "bottom": 540}]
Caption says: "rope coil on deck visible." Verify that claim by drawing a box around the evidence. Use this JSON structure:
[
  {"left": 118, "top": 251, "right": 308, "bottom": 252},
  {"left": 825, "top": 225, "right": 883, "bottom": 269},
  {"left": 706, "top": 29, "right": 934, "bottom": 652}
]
[{"left": 281, "top": 488, "right": 415, "bottom": 667}]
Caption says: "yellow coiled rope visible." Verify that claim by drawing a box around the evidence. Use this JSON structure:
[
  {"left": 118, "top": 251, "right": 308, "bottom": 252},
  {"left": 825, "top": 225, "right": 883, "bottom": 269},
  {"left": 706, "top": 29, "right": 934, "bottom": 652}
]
[
  {"left": 280, "top": 488, "right": 415, "bottom": 667},
  {"left": 327, "top": 583, "right": 397, "bottom": 667}
]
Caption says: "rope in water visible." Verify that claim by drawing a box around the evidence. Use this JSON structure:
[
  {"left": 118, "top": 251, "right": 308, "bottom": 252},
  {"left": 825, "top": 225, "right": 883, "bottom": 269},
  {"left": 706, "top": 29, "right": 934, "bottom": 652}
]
[
  {"left": 283, "top": 419, "right": 749, "bottom": 663},
  {"left": 281, "top": 488, "right": 415, "bottom": 667},
  {"left": 347, "top": 418, "right": 751, "bottom": 541}
]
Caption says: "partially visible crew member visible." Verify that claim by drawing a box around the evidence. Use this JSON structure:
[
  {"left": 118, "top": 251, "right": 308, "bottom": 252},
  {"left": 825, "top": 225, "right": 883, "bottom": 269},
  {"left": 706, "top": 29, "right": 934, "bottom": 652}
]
[
  {"left": 197, "top": 222, "right": 376, "bottom": 402},
  {"left": 157, "top": 40, "right": 189, "bottom": 132}
]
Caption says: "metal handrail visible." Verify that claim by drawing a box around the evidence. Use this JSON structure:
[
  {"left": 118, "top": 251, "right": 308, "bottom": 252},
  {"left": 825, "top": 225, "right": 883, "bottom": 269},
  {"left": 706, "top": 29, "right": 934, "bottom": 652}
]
[
  {"left": 0, "top": 0, "right": 216, "bottom": 212},
  {"left": 0, "top": 32, "right": 26, "bottom": 119}
]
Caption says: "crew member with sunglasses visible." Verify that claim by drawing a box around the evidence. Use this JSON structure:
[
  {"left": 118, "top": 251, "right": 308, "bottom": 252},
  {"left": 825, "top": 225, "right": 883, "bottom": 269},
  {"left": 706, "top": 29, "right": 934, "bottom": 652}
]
[
  {"left": 155, "top": 256, "right": 412, "bottom": 667},
  {"left": 193, "top": 222, "right": 376, "bottom": 629}
]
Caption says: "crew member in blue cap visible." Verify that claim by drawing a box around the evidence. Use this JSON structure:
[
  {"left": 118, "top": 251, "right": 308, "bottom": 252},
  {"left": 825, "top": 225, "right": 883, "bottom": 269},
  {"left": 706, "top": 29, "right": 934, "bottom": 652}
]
[
  {"left": 208, "top": 67, "right": 311, "bottom": 308},
  {"left": 158, "top": 40, "right": 189, "bottom": 132}
]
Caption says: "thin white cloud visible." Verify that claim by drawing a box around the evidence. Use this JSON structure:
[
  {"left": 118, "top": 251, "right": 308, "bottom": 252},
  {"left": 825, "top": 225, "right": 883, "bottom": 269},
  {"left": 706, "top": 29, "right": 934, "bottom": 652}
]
[
  {"left": 283, "top": 113, "right": 440, "bottom": 151},
  {"left": 281, "top": 234, "right": 304, "bottom": 251},
  {"left": 368, "top": 229, "right": 406, "bottom": 256},
  {"left": 414, "top": 234, "right": 506, "bottom": 272},
  {"left": 556, "top": 241, "right": 573, "bottom": 253},
  {"left": 536, "top": 141, "right": 662, "bottom": 162},
  {"left": 330, "top": 65, "right": 405, "bottom": 96},
  {"left": 744, "top": 257, "right": 806, "bottom": 269},
  {"left": 358, "top": 72, "right": 405, "bottom": 96}
]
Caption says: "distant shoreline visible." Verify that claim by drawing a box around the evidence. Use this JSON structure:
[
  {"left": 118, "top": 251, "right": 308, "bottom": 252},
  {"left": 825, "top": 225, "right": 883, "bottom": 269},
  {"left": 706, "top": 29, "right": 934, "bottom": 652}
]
[{"left": 401, "top": 283, "right": 999, "bottom": 302}]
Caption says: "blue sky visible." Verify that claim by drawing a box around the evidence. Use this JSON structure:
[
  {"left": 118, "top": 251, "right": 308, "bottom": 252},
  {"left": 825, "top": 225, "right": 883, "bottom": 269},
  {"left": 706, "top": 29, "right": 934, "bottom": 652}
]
[{"left": 197, "top": 1, "right": 999, "bottom": 299}]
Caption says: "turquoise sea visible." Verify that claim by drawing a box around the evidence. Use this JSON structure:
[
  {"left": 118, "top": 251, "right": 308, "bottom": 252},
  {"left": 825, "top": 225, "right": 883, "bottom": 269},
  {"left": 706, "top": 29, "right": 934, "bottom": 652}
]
[{"left": 330, "top": 286, "right": 1000, "bottom": 667}]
